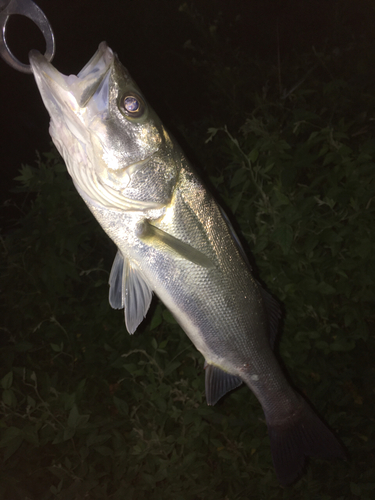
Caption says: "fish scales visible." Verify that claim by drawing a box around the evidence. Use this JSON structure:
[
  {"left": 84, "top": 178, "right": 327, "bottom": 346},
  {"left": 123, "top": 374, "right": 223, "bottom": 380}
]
[
  {"left": 91, "top": 158, "right": 263, "bottom": 366},
  {"left": 29, "top": 42, "right": 346, "bottom": 485}
]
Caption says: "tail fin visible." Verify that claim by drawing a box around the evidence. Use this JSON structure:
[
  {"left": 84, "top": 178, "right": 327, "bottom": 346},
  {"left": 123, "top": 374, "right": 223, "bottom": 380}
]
[{"left": 266, "top": 399, "right": 346, "bottom": 485}]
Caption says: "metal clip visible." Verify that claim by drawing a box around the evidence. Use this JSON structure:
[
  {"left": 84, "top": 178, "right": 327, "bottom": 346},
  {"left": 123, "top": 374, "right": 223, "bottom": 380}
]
[{"left": 0, "top": 0, "right": 54, "bottom": 73}]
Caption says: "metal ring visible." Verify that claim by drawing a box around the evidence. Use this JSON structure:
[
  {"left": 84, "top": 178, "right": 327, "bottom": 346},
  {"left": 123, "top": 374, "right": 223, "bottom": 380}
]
[{"left": 0, "top": 0, "right": 54, "bottom": 73}]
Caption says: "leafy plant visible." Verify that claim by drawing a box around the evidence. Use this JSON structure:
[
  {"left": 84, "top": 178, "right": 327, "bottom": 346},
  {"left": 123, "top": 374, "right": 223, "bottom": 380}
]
[{"left": 1, "top": 4, "right": 375, "bottom": 499}]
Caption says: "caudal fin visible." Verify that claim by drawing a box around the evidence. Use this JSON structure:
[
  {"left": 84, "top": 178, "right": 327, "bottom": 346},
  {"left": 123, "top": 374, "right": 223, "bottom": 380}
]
[{"left": 266, "top": 400, "right": 346, "bottom": 485}]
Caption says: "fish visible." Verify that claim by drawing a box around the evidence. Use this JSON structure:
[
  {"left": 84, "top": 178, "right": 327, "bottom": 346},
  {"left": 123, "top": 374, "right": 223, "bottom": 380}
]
[{"left": 29, "top": 42, "right": 345, "bottom": 485}]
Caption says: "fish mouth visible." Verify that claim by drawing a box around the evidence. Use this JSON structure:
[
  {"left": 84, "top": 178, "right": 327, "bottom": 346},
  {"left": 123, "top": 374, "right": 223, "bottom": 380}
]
[{"left": 29, "top": 41, "right": 114, "bottom": 115}]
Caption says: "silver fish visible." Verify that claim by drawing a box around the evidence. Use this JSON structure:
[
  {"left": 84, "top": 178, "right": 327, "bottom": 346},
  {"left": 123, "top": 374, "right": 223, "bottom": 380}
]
[{"left": 29, "top": 42, "right": 345, "bottom": 484}]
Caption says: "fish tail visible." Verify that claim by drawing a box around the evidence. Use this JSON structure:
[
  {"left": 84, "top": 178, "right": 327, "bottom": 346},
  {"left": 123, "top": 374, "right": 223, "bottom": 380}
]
[{"left": 266, "top": 398, "right": 346, "bottom": 485}]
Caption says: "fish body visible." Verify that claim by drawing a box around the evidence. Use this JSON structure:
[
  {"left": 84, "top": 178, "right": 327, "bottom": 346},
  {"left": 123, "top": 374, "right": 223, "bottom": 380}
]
[{"left": 29, "top": 43, "right": 345, "bottom": 484}]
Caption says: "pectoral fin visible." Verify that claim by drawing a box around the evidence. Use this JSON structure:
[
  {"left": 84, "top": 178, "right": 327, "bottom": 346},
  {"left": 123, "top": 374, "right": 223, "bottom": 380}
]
[
  {"left": 109, "top": 250, "right": 125, "bottom": 309},
  {"left": 204, "top": 362, "right": 243, "bottom": 405},
  {"left": 108, "top": 250, "right": 153, "bottom": 334},
  {"left": 140, "top": 222, "right": 214, "bottom": 269}
]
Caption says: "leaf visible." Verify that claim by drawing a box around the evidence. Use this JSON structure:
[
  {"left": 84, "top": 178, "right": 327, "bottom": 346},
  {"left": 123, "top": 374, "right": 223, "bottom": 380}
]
[
  {"left": 149, "top": 303, "right": 163, "bottom": 330},
  {"left": 86, "top": 433, "right": 111, "bottom": 447},
  {"left": 1, "top": 371, "right": 13, "bottom": 390},
  {"left": 23, "top": 426, "right": 40, "bottom": 446},
  {"left": 67, "top": 404, "right": 80, "bottom": 428},
  {"left": 154, "top": 396, "right": 167, "bottom": 412},
  {"left": 113, "top": 397, "right": 129, "bottom": 416},
  {"left": 254, "top": 236, "right": 269, "bottom": 254},
  {"left": 2, "top": 389, "right": 17, "bottom": 407},
  {"left": 230, "top": 168, "right": 247, "bottom": 189},
  {"left": 50, "top": 343, "right": 63, "bottom": 352},
  {"left": 63, "top": 427, "right": 76, "bottom": 441},
  {"left": 330, "top": 338, "right": 355, "bottom": 352},
  {"left": 230, "top": 191, "right": 244, "bottom": 214},
  {"left": 3, "top": 437, "right": 23, "bottom": 461},
  {"left": 273, "top": 189, "right": 290, "bottom": 206},
  {"left": 0, "top": 427, "right": 22, "bottom": 447},
  {"left": 27, "top": 395, "right": 36, "bottom": 408},
  {"left": 350, "top": 482, "right": 361, "bottom": 496},
  {"left": 248, "top": 149, "right": 259, "bottom": 162},
  {"left": 14, "top": 341, "right": 33, "bottom": 352},
  {"left": 316, "top": 282, "right": 336, "bottom": 294},
  {"left": 13, "top": 164, "right": 34, "bottom": 185},
  {"left": 62, "top": 392, "right": 76, "bottom": 410},
  {"left": 94, "top": 446, "right": 113, "bottom": 456},
  {"left": 164, "top": 361, "right": 181, "bottom": 377},
  {"left": 205, "top": 127, "right": 219, "bottom": 143},
  {"left": 162, "top": 309, "right": 177, "bottom": 324},
  {"left": 271, "top": 224, "right": 293, "bottom": 254}
]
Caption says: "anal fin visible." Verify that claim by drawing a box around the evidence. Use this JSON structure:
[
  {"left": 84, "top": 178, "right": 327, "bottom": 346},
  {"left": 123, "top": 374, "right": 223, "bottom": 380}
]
[{"left": 205, "top": 362, "right": 243, "bottom": 405}]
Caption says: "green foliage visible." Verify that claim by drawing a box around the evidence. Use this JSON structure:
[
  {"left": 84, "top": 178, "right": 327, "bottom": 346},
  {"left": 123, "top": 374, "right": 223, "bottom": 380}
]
[
  {"left": 208, "top": 116, "right": 375, "bottom": 361},
  {"left": 1, "top": 7, "right": 375, "bottom": 500}
]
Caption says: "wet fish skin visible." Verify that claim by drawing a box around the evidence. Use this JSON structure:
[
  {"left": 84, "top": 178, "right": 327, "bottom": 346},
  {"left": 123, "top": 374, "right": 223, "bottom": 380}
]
[{"left": 29, "top": 42, "right": 345, "bottom": 484}]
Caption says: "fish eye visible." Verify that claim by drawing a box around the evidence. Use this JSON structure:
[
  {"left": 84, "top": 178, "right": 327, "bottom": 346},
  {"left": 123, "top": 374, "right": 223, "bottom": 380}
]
[{"left": 121, "top": 94, "right": 145, "bottom": 118}]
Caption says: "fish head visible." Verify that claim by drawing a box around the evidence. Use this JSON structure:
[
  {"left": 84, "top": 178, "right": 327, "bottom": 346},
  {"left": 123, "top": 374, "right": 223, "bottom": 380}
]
[{"left": 29, "top": 42, "right": 177, "bottom": 211}]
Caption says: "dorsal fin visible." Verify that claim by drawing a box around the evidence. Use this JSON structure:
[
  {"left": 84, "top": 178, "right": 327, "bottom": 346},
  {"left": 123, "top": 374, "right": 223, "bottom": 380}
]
[
  {"left": 205, "top": 362, "right": 243, "bottom": 405},
  {"left": 259, "top": 287, "right": 281, "bottom": 349},
  {"left": 219, "top": 206, "right": 281, "bottom": 349},
  {"left": 219, "top": 205, "right": 252, "bottom": 269},
  {"left": 108, "top": 250, "right": 153, "bottom": 334}
]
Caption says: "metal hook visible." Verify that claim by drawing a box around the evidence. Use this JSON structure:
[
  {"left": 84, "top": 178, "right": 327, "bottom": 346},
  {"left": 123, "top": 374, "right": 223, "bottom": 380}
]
[{"left": 0, "top": 0, "right": 54, "bottom": 73}]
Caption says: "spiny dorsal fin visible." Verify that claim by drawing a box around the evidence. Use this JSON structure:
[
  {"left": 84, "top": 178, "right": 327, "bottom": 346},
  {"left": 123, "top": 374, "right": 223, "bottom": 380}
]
[
  {"left": 259, "top": 286, "right": 281, "bottom": 349},
  {"left": 205, "top": 362, "right": 243, "bottom": 406},
  {"left": 108, "top": 250, "right": 153, "bottom": 334},
  {"left": 140, "top": 222, "right": 214, "bottom": 269},
  {"left": 219, "top": 205, "right": 252, "bottom": 270}
]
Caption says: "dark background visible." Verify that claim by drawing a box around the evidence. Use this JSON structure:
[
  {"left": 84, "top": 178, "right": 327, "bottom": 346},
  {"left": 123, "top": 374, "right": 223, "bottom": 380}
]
[
  {"left": 0, "top": 0, "right": 374, "bottom": 207},
  {"left": 0, "top": 3, "right": 374, "bottom": 495}
]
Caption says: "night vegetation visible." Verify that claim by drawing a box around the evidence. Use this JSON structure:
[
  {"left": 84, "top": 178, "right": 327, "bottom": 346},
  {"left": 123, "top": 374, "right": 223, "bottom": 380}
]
[{"left": 1, "top": 2, "right": 374, "bottom": 498}]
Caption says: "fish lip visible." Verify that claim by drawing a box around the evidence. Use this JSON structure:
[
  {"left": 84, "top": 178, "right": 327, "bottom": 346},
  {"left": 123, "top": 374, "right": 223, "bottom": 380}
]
[{"left": 29, "top": 42, "right": 114, "bottom": 108}]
